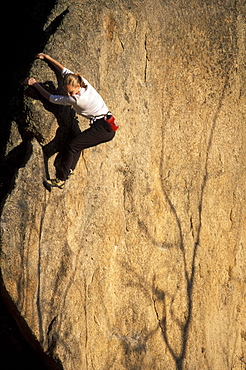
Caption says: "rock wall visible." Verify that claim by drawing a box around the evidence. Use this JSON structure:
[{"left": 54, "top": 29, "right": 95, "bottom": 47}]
[{"left": 1, "top": 0, "right": 246, "bottom": 369}]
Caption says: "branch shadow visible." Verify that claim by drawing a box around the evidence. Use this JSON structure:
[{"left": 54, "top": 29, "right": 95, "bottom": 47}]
[
  {"left": 154, "top": 74, "right": 231, "bottom": 370},
  {"left": 119, "top": 71, "right": 231, "bottom": 370}
]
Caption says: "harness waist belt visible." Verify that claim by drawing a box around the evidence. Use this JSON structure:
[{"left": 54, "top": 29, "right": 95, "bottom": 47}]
[
  {"left": 90, "top": 113, "right": 110, "bottom": 125},
  {"left": 90, "top": 112, "right": 119, "bottom": 132}
]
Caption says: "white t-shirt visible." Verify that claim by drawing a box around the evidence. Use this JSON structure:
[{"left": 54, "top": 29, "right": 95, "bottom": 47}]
[{"left": 49, "top": 68, "right": 109, "bottom": 119}]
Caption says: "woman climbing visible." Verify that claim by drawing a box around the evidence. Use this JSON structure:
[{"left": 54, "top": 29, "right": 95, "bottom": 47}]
[{"left": 24, "top": 53, "right": 118, "bottom": 189}]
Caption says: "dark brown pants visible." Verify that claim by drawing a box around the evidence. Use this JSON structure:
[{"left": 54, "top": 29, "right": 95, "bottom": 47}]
[{"left": 56, "top": 119, "right": 115, "bottom": 181}]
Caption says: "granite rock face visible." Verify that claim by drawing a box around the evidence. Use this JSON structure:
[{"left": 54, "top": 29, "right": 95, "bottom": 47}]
[{"left": 1, "top": 0, "right": 246, "bottom": 369}]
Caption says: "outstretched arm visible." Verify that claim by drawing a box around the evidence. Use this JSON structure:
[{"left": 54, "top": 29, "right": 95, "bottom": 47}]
[
  {"left": 36, "top": 53, "right": 65, "bottom": 73},
  {"left": 23, "top": 77, "right": 76, "bottom": 107},
  {"left": 23, "top": 77, "right": 51, "bottom": 100}
]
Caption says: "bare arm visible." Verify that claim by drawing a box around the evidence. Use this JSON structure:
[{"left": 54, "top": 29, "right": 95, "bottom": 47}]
[
  {"left": 36, "top": 53, "right": 65, "bottom": 73},
  {"left": 23, "top": 54, "right": 67, "bottom": 101},
  {"left": 24, "top": 78, "right": 51, "bottom": 100},
  {"left": 23, "top": 78, "right": 76, "bottom": 107}
]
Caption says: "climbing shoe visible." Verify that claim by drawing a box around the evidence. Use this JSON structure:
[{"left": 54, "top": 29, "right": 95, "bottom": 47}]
[
  {"left": 45, "top": 178, "right": 65, "bottom": 189},
  {"left": 67, "top": 169, "right": 74, "bottom": 179}
]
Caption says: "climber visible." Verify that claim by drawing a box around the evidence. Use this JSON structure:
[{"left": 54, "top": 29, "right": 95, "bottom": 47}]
[{"left": 23, "top": 53, "right": 118, "bottom": 189}]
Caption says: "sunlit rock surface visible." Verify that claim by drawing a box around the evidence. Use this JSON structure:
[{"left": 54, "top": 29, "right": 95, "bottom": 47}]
[{"left": 1, "top": 0, "right": 245, "bottom": 369}]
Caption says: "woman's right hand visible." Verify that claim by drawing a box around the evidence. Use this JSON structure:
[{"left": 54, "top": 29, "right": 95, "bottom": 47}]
[
  {"left": 36, "top": 53, "right": 47, "bottom": 60},
  {"left": 35, "top": 53, "right": 64, "bottom": 73}
]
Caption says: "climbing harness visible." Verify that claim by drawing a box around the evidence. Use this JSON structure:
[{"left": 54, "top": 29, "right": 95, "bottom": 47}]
[{"left": 90, "top": 112, "right": 119, "bottom": 132}]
